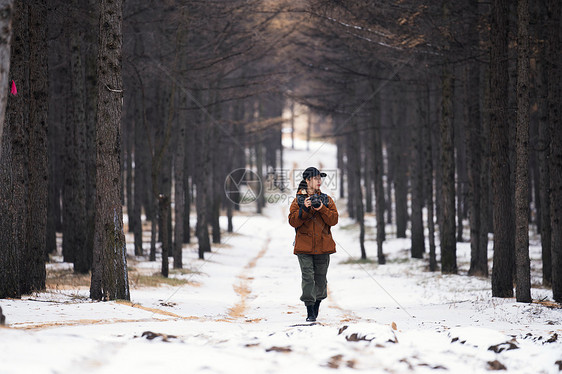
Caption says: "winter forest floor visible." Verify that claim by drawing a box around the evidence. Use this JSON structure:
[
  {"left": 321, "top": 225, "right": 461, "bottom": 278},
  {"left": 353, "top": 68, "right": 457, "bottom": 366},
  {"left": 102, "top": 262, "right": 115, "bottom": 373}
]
[{"left": 1, "top": 140, "right": 561, "bottom": 374}]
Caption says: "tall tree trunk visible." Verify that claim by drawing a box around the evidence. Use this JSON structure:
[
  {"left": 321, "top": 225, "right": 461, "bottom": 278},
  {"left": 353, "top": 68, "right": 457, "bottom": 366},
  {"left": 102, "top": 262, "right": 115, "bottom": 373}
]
[
  {"left": 150, "top": 79, "right": 175, "bottom": 259},
  {"left": 25, "top": 0, "right": 48, "bottom": 290},
  {"left": 159, "top": 195, "right": 169, "bottom": 277},
  {"left": 479, "top": 63, "right": 491, "bottom": 277},
  {"left": 490, "top": 0, "right": 515, "bottom": 297},
  {"left": 392, "top": 94, "right": 408, "bottom": 238},
  {"left": 306, "top": 109, "right": 311, "bottom": 151},
  {"left": 455, "top": 76, "right": 468, "bottom": 244},
  {"left": 290, "top": 100, "right": 295, "bottom": 150},
  {"left": 547, "top": 0, "right": 562, "bottom": 302},
  {"left": 125, "top": 118, "right": 133, "bottom": 233},
  {"left": 255, "top": 137, "right": 265, "bottom": 215},
  {"left": 61, "top": 30, "right": 74, "bottom": 264},
  {"left": 514, "top": 0, "right": 531, "bottom": 302},
  {"left": 423, "top": 80, "right": 438, "bottom": 271},
  {"left": 440, "top": 66, "right": 457, "bottom": 274},
  {"left": 0, "top": 114, "right": 20, "bottom": 297},
  {"left": 0, "top": 0, "right": 13, "bottom": 144},
  {"left": 161, "top": 143, "right": 173, "bottom": 253},
  {"left": 211, "top": 89, "right": 222, "bottom": 244},
  {"left": 536, "top": 11, "right": 551, "bottom": 285},
  {"left": 69, "top": 1, "right": 90, "bottom": 274},
  {"left": 0, "top": 2, "right": 47, "bottom": 297},
  {"left": 0, "top": 0, "right": 20, "bottom": 298},
  {"left": 196, "top": 104, "right": 211, "bottom": 259},
  {"left": 350, "top": 122, "right": 366, "bottom": 260},
  {"left": 371, "top": 92, "right": 386, "bottom": 264},
  {"left": 183, "top": 128, "right": 192, "bottom": 243},
  {"left": 132, "top": 101, "right": 145, "bottom": 256},
  {"left": 440, "top": 1, "right": 457, "bottom": 274},
  {"left": 90, "top": 0, "right": 130, "bottom": 301},
  {"left": 46, "top": 0, "right": 65, "bottom": 257},
  {"left": 337, "top": 136, "right": 345, "bottom": 199},
  {"left": 173, "top": 115, "right": 186, "bottom": 269},
  {"left": 411, "top": 91, "right": 425, "bottom": 259},
  {"left": 466, "top": 1, "right": 486, "bottom": 276},
  {"left": 364, "top": 138, "right": 373, "bottom": 213},
  {"left": 345, "top": 135, "right": 355, "bottom": 219},
  {"left": 84, "top": 0, "right": 98, "bottom": 273}
]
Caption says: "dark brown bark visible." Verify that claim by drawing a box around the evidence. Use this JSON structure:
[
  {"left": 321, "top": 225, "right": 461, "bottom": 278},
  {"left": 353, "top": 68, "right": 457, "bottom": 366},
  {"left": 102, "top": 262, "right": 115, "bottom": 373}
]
[
  {"left": 132, "top": 98, "right": 145, "bottom": 256},
  {"left": 0, "top": 0, "right": 48, "bottom": 294},
  {"left": 125, "top": 119, "right": 133, "bottom": 233},
  {"left": 211, "top": 89, "right": 222, "bottom": 244},
  {"left": 150, "top": 81, "right": 174, "bottom": 260},
  {"left": 46, "top": 0, "right": 66, "bottom": 257},
  {"left": 515, "top": 0, "right": 531, "bottom": 302},
  {"left": 392, "top": 94, "right": 408, "bottom": 238},
  {"left": 195, "top": 106, "right": 211, "bottom": 259},
  {"left": 371, "top": 95, "right": 385, "bottom": 265},
  {"left": 90, "top": 0, "right": 130, "bottom": 301},
  {"left": 159, "top": 195, "right": 169, "bottom": 277},
  {"left": 255, "top": 137, "right": 265, "bottom": 215},
  {"left": 69, "top": 0, "right": 90, "bottom": 274},
  {"left": 490, "top": 0, "right": 515, "bottom": 297},
  {"left": 25, "top": 0, "right": 48, "bottom": 290},
  {"left": 536, "top": 29, "right": 551, "bottom": 286},
  {"left": 0, "top": 12, "right": 24, "bottom": 294},
  {"left": 160, "top": 144, "right": 173, "bottom": 253},
  {"left": 466, "top": 2, "right": 487, "bottom": 276},
  {"left": 0, "top": 0, "right": 13, "bottom": 143},
  {"left": 479, "top": 63, "right": 491, "bottom": 278},
  {"left": 0, "top": 122, "right": 20, "bottom": 297},
  {"left": 337, "top": 136, "right": 345, "bottom": 200},
  {"left": 347, "top": 120, "right": 366, "bottom": 259},
  {"left": 455, "top": 76, "right": 468, "bottom": 244},
  {"left": 173, "top": 113, "right": 186, "bottom": 269},
  {"left": 440, "top": 3, "right": 457, "bottom": 273},
  {"left": 423, "top": 80, "right": 438, "bottom": 271},
  {"left": 345, "top": 134, "right": 356, "bottom": 219},
  {"left": 364, "top": 140, "right": 373, "bottom": 214},
  {"left": 411, "top": 91, "right": 425, "bottom": 259},
  {"left": 183, "top": 126, "right": 192, "bottom": 244},
  {"left": 547, "top": 0, "right": 562, "bottom": 302}
]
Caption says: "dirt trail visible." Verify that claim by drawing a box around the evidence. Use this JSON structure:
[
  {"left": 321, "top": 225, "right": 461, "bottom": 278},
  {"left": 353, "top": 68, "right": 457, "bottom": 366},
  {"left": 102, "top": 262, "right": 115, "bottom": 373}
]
[{"left": 227, "top": 237, "right": 271, "bottom": 321}]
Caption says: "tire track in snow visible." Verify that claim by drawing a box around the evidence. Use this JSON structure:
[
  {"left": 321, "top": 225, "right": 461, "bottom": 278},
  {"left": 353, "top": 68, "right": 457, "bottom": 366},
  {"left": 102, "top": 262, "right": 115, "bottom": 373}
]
[{"left": 226, "top": 237, "right": 271, "bottom": 321}]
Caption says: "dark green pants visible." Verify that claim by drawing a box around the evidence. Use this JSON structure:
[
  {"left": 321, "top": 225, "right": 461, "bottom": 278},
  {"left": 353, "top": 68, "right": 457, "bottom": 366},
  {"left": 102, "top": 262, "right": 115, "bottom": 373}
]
[{"left": 297, "top": 253, "right": 330, "bottom": 306}]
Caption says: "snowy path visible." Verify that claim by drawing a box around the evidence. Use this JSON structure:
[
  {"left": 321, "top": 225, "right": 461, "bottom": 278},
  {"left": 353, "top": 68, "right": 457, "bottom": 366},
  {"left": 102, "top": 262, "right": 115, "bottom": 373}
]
[
  {"left": 1, "top": 140, "right": 561, "bottom": 373},
  {"left": 1, "top": 203, "right": 561, "bottom": 374}
]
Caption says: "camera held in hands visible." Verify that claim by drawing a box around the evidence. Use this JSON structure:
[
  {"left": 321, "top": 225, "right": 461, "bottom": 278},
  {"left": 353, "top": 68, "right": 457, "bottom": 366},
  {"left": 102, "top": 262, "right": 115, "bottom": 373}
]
[
  {"left": 310, "top": 195, "right": 324, "bottom": 208},
  {"left": 297, "top": 193, "right": 330, "bottom": 209}
]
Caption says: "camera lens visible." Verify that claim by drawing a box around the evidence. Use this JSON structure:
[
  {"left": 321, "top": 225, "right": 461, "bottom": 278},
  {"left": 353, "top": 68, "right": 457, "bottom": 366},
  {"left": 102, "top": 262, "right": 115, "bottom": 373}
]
[{"left": 311, "top": 196, "right": 321, "bottom": 208}]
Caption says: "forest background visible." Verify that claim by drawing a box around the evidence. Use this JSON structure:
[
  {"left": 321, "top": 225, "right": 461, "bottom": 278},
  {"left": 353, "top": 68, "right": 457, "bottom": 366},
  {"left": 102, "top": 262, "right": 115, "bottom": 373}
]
[{"left": 0, "top": 0, "right": 561, "bottom": 306}]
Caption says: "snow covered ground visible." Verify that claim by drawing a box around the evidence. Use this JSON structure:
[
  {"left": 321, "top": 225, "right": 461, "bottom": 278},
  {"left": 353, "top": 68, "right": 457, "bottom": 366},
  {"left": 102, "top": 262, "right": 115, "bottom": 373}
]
[{"left": 1, "top": 139, "right": 561, "bottom": 374}]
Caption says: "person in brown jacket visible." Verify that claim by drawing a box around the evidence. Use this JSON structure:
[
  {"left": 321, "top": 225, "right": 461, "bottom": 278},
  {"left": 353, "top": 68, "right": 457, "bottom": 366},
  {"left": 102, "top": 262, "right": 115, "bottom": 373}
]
[{"left": 288, "top": 167, "right": 338, "bottom": 322}]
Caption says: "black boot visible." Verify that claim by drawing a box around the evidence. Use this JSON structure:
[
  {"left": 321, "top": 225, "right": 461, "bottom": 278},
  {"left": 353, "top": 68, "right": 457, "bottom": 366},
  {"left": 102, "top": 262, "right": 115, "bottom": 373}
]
[
  {"left": 306, "top": 305, "right": 316, "bottom": 322},
  {"left": 314, "top": 300, "right": 321, "bottom": 318}
]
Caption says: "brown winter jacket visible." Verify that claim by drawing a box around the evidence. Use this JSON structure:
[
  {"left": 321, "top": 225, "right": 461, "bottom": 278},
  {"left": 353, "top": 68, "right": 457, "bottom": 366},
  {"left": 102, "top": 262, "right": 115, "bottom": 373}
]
[{"left": 288, "top": 189, "right": 338, "bottom": 255}]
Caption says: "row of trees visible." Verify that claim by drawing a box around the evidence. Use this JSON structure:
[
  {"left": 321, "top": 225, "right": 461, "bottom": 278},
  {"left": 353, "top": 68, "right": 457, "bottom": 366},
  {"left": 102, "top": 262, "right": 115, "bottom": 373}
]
[
  {"left": 0, "top": 0, "right": 131, "bottom": 300},
  {"left": 288, "top": 0, "right": 561, "bottom": 302},
  {"left": 0, "top": 0, "right": 561, "bottom": 305},
  {"left": 0, "top": 0, "right": 290, "bottom": 299}
]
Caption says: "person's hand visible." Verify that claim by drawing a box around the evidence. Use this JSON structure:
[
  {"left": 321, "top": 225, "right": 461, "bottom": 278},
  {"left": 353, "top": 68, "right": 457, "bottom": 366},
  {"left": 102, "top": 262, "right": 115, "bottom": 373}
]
[{"left": 304, "top": 197, "right": 312, "bottom": 208}]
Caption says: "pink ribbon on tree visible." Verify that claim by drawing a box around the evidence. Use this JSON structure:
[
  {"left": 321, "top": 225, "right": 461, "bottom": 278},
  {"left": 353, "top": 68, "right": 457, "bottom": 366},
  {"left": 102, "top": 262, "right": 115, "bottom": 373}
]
[{"left": 10, "top": 80, "right": 17, "bottom": 96}]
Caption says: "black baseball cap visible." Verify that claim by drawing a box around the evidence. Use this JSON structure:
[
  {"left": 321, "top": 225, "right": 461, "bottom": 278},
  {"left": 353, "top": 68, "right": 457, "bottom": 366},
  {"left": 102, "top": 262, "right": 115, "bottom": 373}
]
[{"left": 302, "top": 167, "right": 327, "bottom": 180}]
